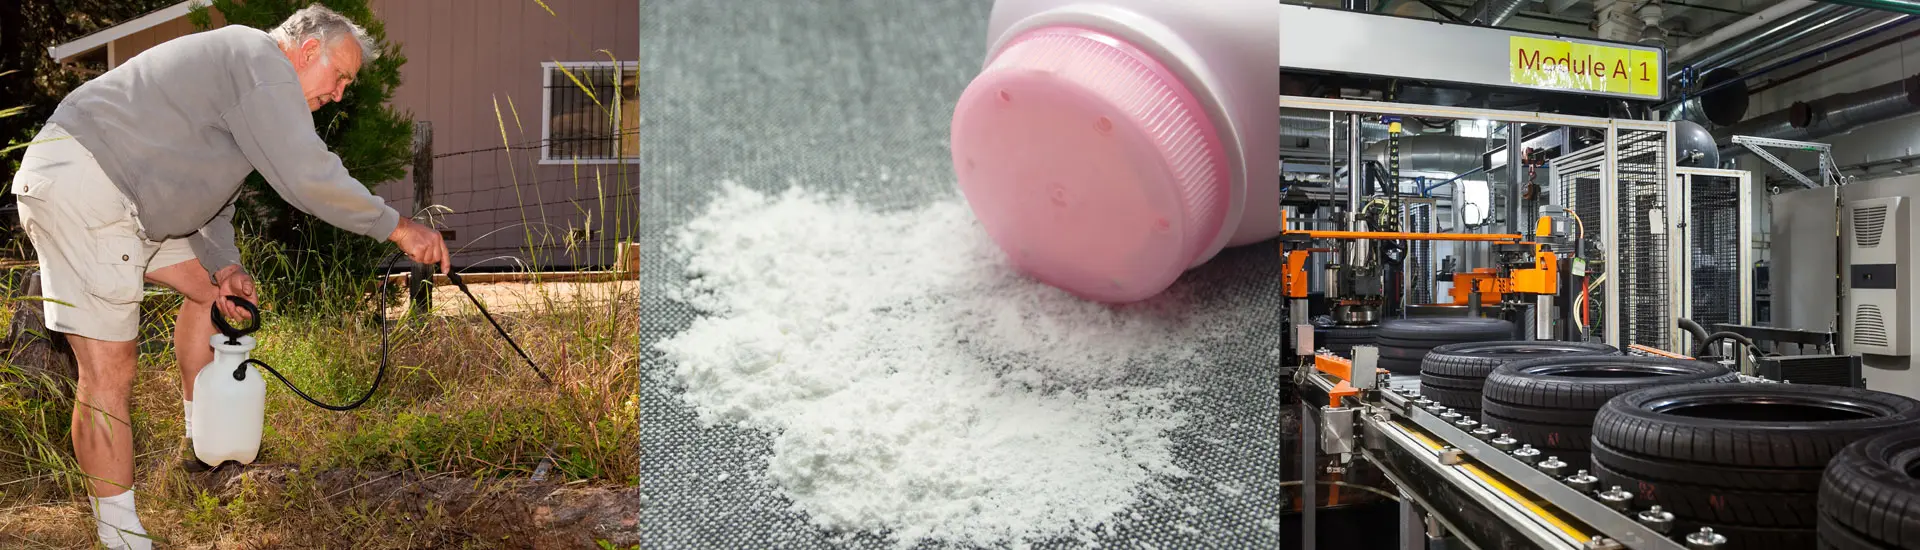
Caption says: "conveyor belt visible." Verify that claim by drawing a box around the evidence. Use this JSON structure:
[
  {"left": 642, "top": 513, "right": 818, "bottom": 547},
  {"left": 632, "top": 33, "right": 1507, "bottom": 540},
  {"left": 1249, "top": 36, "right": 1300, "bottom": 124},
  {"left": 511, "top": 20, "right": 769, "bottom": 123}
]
[
  {"left": 637, "top": 1, "right": 1286, "bottom": 547},
  {"left": 1297, "top": 369, "right": 1698, "bottom": 550}
]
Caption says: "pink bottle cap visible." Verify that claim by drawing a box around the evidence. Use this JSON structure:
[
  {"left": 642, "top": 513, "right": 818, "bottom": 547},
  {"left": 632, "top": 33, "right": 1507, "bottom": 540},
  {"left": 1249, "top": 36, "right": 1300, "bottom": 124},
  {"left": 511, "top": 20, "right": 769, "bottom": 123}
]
[{"left": 951, "top": 26, "right": 1230, "bottom": 303}]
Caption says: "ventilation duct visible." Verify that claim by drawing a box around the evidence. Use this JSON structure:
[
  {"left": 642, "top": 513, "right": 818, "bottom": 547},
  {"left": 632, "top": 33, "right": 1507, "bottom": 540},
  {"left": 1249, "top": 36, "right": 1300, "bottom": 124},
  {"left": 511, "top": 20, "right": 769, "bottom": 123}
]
[
  {"left": 1281, "top": 110, "right": 1430, "bottom": 142},
  {"left": 1363, "top": 135, "right": 1486, "bottom": 181},
  {"left": 1715, "top": 74, "right": 1920, "bottom": 159},
  {"left": 1463, "top": 0, "right": 1529, "bottom": 26}
]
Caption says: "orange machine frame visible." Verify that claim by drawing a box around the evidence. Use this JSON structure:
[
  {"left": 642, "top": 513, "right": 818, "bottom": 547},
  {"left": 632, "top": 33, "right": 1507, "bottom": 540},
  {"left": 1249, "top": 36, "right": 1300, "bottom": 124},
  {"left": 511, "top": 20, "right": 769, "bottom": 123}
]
[
  {"left": 1312, "top": 353, "right": 1377, "bottom": 408},
  {"left": 1279, "top": 211, "right": 1559, "bottom": 299}
]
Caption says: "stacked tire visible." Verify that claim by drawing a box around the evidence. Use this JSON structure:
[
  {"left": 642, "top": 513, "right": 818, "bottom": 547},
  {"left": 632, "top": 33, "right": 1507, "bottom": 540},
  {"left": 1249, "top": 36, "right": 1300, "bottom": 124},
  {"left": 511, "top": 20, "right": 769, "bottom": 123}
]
[
  {"left": 1819, "top": 429, "right": 1920, "bottom": 550},
  {"left": 1373, "top": 317, "right": 1513, "bottom": 375},
  {"left": 1417, "top": 341, "right": 1619, "bottom": 417},
  {"left": 1312, "top": 322, "right": 1378, "bottom": 359},
  {"left": 1480, "top": 356, "right": 1735, "bottom": 469},
  {"left": 1590, "top": 384, "right": 1920, "bottom": 550}
]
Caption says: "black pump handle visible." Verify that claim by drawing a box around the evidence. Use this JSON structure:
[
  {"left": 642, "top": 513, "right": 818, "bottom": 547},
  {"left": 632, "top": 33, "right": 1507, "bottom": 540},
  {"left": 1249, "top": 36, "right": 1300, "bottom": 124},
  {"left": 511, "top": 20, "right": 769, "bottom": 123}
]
[{"left": 211, "top": 296, "right": 261, "bottom": 340}]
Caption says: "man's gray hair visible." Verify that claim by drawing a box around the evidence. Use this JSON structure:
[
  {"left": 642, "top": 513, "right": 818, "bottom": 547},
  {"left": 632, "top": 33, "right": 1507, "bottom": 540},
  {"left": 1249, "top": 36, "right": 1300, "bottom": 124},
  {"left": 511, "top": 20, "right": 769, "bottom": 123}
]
[{"left": 269, "top": 4, "right": 380, "bottom": 62}]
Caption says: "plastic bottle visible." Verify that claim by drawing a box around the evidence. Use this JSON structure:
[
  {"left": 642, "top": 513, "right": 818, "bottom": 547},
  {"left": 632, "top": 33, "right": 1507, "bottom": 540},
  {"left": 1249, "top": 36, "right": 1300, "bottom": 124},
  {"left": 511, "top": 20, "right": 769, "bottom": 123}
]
[
  {"left": 190, "top": 333, "right": 264, "bottom": 467},
  {"left": 951, "top": 0, "right": 1279, "bottom": 303}
]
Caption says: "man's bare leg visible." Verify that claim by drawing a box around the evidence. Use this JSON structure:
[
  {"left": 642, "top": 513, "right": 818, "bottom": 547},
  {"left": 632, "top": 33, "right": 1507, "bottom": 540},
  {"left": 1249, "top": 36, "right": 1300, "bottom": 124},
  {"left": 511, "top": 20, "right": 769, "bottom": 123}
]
[
  {"left": 69, "top": 333, "right": 150, "bottom": 549},
  {"left": 145, "top": 260, "right": 220, "bottom": 404},
  {"left": 68, "top": 334, "right": 140, "bottom": 497}
]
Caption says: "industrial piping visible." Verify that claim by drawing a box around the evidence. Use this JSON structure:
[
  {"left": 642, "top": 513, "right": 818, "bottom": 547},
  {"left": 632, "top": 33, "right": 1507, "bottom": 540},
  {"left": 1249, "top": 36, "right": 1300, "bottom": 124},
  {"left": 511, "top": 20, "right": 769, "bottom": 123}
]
[
  {"left": 1816, "top": 0, "right": 1920, "bottom": 15},
  {"left": 1462, "top": 0, "right": 1529, "bottom": 26},
  {"left": 1282, "top": 111, "right": 1412, "bottom": 141},
  {"left": 1686, "top": 4, "right": 1853, "bottom": 74},
  {"left": 1658, "top": 15, "right": 1913, "bottom": 110},
  {"left": 1699, "top": 8, "right": 1871, "bottom": 72},
  {"left": 1671, "top": 0, "right": 1818, "bottom": 64},
  {"left": 1715, "top": 74, "right": 1920, "bottom": 159}
]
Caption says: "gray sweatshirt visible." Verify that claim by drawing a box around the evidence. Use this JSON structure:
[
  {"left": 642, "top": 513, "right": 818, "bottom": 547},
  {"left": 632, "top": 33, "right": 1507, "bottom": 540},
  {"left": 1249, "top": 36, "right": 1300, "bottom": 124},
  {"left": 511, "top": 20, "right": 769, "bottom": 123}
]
[{"left": 46, "top": 25, "right": 401, "bottom": 277}]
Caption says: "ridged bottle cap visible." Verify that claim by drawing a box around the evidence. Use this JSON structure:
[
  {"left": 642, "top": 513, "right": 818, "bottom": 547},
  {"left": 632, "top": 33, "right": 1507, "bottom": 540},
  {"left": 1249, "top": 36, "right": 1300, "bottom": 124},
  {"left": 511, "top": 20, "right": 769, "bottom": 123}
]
[{"left": 951, "top": 26, "right": 1229, "bottom": 303}]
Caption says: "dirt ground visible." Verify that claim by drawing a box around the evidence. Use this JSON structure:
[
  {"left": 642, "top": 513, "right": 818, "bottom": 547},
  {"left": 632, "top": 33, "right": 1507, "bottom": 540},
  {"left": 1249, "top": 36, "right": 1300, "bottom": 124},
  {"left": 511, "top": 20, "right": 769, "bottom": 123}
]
[{"left": 0, "top": 464, "right": 640, "bottom": 549}]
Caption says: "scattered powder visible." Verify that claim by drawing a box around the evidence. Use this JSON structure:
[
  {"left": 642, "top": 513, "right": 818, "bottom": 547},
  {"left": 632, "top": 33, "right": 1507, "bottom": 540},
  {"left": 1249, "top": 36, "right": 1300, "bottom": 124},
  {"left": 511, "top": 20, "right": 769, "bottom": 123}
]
[
  {"left": 656, "top": 182, "right": 1245, "bottom": 548},
  {"left": 1214, "top": 482, "right": 1244, "bottom": 497}
]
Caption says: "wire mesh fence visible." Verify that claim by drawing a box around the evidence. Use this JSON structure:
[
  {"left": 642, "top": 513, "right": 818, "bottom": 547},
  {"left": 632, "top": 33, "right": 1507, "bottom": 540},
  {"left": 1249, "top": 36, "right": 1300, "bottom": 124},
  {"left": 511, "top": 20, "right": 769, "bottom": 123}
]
[
  {"left": 1616, "top": 129, "right": 1672, "bottom": 351},
  {"left": 1555, "top": 143, "right": 1606, "bottom": 343},
  {"left": 376, "top": 128, "right": 639, "bottom": 272},
  {"left": 1687, "top": 174, "right": 1743, "bottom": 336},
  {"left": 1405, "top": 202, "right": 1435, "bottom": 305}
]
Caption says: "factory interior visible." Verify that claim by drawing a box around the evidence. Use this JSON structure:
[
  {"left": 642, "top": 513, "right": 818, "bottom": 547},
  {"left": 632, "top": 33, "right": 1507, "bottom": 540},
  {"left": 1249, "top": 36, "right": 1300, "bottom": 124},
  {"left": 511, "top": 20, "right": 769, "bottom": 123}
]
[{"left": 1278, "top": 1, "right": 1920, "bottom": 549}]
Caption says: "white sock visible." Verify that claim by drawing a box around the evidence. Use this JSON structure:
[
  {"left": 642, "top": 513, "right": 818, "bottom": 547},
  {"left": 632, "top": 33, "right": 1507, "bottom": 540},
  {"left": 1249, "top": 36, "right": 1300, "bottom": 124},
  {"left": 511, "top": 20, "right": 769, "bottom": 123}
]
[
  {"left": 90, "top": 491, "right": 152, "bottom": 550},
  {"left": 183, "top": 400, "right": 193, "bottom": 438}
]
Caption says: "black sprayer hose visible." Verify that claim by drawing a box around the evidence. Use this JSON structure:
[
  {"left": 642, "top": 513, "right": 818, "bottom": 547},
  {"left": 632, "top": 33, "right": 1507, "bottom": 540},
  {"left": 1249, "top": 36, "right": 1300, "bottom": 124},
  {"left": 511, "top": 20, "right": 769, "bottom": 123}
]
[{"left": 214, "top": 251, "right": 551, "bottom": 412}]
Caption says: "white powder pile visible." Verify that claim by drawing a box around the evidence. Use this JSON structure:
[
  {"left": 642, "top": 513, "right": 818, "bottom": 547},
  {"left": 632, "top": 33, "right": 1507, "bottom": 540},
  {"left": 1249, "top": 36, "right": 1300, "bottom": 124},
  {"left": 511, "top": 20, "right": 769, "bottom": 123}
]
[{"left": 656, "top": 182, "right": 1246, "bottom": 548}]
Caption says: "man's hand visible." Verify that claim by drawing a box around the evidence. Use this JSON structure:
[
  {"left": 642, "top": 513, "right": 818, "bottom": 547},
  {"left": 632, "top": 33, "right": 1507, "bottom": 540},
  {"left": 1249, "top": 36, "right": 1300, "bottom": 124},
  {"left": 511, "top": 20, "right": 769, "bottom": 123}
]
[
  {"left": 212, "top": 265, "right": 259, "bottom": 322},
  {"left": 389, "top": 218, "right": 450, "bottom": 275}
]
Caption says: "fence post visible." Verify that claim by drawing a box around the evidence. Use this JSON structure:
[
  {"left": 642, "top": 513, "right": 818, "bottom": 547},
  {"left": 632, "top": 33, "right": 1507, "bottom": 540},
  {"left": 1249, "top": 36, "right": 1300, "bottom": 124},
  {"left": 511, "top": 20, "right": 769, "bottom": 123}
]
[{"left": 410, "top": 121, "right": 434, "bottom": 316}]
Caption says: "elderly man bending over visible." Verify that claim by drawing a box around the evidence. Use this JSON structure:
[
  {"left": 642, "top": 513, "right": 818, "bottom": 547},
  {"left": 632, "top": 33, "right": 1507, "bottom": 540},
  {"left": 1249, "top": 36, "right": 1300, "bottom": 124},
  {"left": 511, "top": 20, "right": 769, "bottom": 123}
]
[{"left": 10, "top": 5, "right": 447, "bottom": 549}]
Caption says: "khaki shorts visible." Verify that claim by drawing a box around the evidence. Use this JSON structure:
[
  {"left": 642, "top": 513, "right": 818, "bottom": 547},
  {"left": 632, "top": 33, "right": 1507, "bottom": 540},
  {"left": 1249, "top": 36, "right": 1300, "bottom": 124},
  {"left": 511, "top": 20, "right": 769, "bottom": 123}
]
[{"left": 11, "top": 124, "right": 198, "bottom": 342}]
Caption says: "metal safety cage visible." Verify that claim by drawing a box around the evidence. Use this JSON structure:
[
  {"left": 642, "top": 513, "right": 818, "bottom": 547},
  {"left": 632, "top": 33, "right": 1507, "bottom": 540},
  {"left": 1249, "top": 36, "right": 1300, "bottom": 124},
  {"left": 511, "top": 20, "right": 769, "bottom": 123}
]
[
  {"left": 1549, "top": 144, "right": 1607, "bottom": 343},
  {"left": 1676, "top": 168, "right": 1756, "bottom": 355},
  {"left": 1546, "top": 125, "right": 1687, "bottom": 352},
  {"left": 1612, "top": 127, "right": 1683, "bottom": 353},
  {"left": 1279, "top": 97, "right": 1684, "bottom": 352},
  {"left": 1403, "top": 200, "right": 1438, "bottom": 306}
]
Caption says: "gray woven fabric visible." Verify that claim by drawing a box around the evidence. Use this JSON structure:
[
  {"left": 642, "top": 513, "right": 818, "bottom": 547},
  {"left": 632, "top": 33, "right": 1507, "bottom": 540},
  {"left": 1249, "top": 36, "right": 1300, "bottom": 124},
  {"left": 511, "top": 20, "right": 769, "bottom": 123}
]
[{"left": 639, "top": 1, "right": 1284, "bottom": 547}]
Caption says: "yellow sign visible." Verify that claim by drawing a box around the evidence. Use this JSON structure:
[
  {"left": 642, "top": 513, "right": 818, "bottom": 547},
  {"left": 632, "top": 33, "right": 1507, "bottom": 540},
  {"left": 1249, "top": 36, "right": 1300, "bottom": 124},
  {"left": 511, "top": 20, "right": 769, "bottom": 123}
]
[{"left": 1510, "top": 36, "right": 1661, "bottom": 99}]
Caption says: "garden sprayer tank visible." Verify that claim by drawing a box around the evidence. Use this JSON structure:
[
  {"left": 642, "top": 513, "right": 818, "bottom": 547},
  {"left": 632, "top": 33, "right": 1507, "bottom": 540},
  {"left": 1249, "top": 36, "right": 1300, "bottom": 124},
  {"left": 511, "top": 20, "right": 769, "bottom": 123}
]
[{"left": 190, "top": 297, "right": 264, "bottom": 467}]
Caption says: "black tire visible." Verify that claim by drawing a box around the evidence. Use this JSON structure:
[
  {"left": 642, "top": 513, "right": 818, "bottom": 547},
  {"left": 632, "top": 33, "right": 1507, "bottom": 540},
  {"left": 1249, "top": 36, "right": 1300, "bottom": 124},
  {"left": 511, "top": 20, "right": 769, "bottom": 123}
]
[
  {"left": 1375, "top": 336, "right": 1446, "bottom": 350},
  {"left": 1479, "top": 399, "right": 1601, "bottom": 426},
  {"left": 1317, "top": 324, "right": 1378, "bottom": 338},
  {"left": 1418, "top": 383, "right": 1481, "bottom": 412},
  {"left": 1590, "top": 440, "right": 1823, "bottom": 492},
  {"left": 1819, "top": 428, "right": 1920, "bottom": 549},
  {"left": 1312, "top": 324, "right": 1377, "bottom": 357},
  {"left": 1591, "top": 460, "right": 1817, "bottom": 528},
  {"left": 1593, "top": 384, "right": 1920, "bottom": 469},
  {"left": 1482, "top": 412, "right": 1590, "bottom": 452},
  {"left": 1377, "top": 317, "right": 1514, "bottom": 344},
  {"left": 1379, "top": 344, "right": 1432, "bottom": 361},
  {"left": 1483, "top": 356, "right": 1737, "bottom": 411},
  {"left": 1421, "top": 341, "right": 1620, "bottom": 380},
  {"left": 1818, "top": 514, "right": 1896, "bottom": 550},
  {"left": 1317, "top": 328, "right": 1377, "bottom": 344},
  {"left": 1418, "top": 372, "right": 1485, "bottom": 392},
  {"left": 1378, "top": 356, "right": 1422, "bottom": 375}
]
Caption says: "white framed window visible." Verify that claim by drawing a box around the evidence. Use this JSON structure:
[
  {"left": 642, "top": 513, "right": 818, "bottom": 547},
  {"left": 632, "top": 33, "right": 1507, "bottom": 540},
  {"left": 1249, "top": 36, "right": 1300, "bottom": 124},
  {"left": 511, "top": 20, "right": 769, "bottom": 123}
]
[{"left": 541, "top": 61, "right": 638, "bottom": 164}]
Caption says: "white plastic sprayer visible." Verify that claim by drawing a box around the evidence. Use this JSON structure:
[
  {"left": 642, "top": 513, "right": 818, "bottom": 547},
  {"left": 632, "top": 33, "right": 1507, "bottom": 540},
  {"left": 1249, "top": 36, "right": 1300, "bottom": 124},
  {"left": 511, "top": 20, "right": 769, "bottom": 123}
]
[
  {"left": 186, "top": 254, "right": 552, "bottom": 470},
  {"left": 190, "top": 299, "right": 265, "bottom": 466}
]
